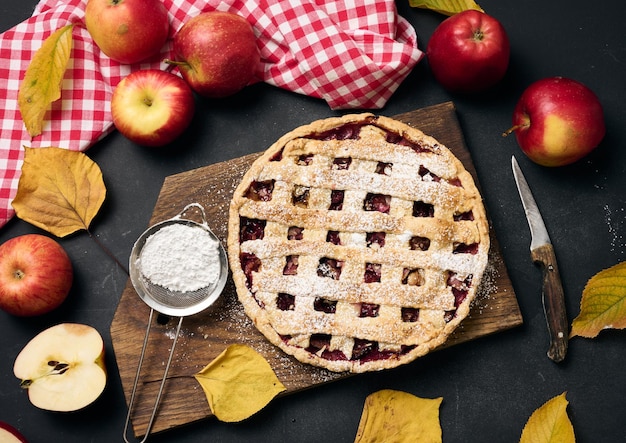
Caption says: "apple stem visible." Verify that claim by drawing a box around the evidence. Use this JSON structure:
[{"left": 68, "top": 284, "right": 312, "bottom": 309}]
[
  {"left": 163, "top": 59, "right": 186, "bottom": 68},
  {"left": 87, "top": 229, "right": 129, "bottom": 276},
  {"left": 502, "top": 124, "right": 527, "bottom": 137}
]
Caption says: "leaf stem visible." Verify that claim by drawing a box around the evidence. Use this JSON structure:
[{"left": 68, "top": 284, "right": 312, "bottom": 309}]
[
  {"left": 87, "top": 229, "right": 129, "bottom": 276},
  {"left": 143, "top": 374, "right": 194, "bottom": 385}
]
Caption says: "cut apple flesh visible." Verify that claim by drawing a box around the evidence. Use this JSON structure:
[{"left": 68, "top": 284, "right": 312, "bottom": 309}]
[{"left": 13, "top": 323, "right": 107, "bottom": 412}]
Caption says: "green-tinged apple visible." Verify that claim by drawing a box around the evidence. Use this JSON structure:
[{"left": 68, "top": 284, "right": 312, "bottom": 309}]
[
  {"left": 166, "top": 11, "right": 259, "bottom": 98},
  {"left": 0, "top": 422, "right": 28, "bottom": 443},
  {"left": 111, "top": 69, "right": 195, "bottom": 147},
  {"left": 14, "top": 323, "right": 107, "bottom": 412},
  {"left": 505, "top": 77, "right": 605, "bottom": 167},
  {"left": 0, "top": 234, "right": 72, "bottom": 317},
  {"left": 426, "top": 10, "right": 509, "bottom": 93},
  {"left": 85, "top": 0, "right": 169, "bottom": 64}
]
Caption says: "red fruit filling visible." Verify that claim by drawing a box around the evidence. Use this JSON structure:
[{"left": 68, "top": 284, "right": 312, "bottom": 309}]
[
  {"left": 364, "top": 263, "right": 382, "bottom": 283},
  {"left": 354, "top": 339, "right": 417, "bottom": 363},
  {"left": 240, "top": 252, "right": 261, "bottom": 291},
  {"left": 444, "top": 272, "right": 473, "bottom": 322},
  {"left": 454, "top": 210, "right": 474, "bottom": 221},
  {"left": 317, "top": 257, "right": 343, "bottom": 279},
  {"left": 385, "top": 132, "right": 431, "bottom": 154},
  {"left": 292, "top": 185, "right": 310, "bottom": 207},
  {"left": 287, "top": 226, "right": 304, "bottom": 240},
  {"left": 419, "top": 165, "right": 441, "bottom": 182},
  {"left": 359, "top": 303, "right": 380, "bottom": 317},
  {"left": 297, "top": 154, "right": 314, "bottom": 165},
  {"left": 364, "top": 193, "right": 391, "bottom": 213},
  {"left": 305, "top": 334, "right": 347, "bottom": 360},
  {"left": 375, "top": 162, "right": 393, "bottom": 175},
  {"left": 312, "top": 122, "right": 367, "bottom": 141},
  {"left": 413, "top": 201, "right": 434, "bottom": 217},
  {"left": 281, "top": 333, "right": 417, "bottom": 363},
  {"left": 333, "top": 157, "right": 352, "bottom": 170},
  {"left": 402, "top": 268, "right": 424, "bottom": 286},
  {"left": 269, "top": 148, "right": 284, "bottom": 162},
  {"left": 329, "top": 190, "right": 344, "bottom": 210},
  {"left": 326, "top": 230, "right": 341, "bottom": 245},
  {"left": 277, "top": 293, "right": 295, "bottom": 311},
  {"left": 366, "top": 232, "right": 386, "bottom": 248},
  {"left": 283, "top": 255, "right": 299, "bottom": 275},
  {"left": 409, "top": 236, "right": 430, "bottom": 251},
  {"left": 453, "top": 242, "right": 479, "bottom": 254},
  {"left": 401, "top": 307, "right": 420, "bottom": 322},
  {"left": 314, "top": 297, "right": 337, "bottom": 313},
  {"left": 447, "top": 177, "right": 463, "bottom": 187},
  {"left": 239, "top": 217, "right": 266, "bottom": 242},
  {"left": 244, "top": 179, "right": 275, "bottom": 201}
]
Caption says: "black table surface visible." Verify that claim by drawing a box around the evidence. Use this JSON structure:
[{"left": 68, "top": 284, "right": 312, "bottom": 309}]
[{"left": 1, "top": 1, "right": 625, "bottom": 442}]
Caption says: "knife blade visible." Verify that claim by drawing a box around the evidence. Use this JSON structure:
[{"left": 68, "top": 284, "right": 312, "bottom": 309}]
[{"left": 511, "top": 156, "right": 568, "bottom": 362}]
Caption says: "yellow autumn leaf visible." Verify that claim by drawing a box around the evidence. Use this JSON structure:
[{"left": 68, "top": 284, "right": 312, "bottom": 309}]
[
  {"left": 12, "top": 146, "right": 106, "bottom": 237},
  {"left": 408, "top": 0, "right": 484, "bottom": 16},
  {"left": 570, "top": 262, "right": 626, "bottom": 338},
  {"left": 519, "top": 392, "right": 574, "bottom": 443},
  {"left": 354, "top": 390, "right": 443, "bottom": 443},
  {"left": 18, "top": 24, "right": 74, "bottom": 138},
  {"left": 194, "top": 344, "right": 286, "bottom": 422}
]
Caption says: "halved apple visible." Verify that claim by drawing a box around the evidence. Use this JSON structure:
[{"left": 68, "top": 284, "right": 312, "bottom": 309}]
[
  {"left": 13, "top": 323, "right": 107, "bottom": 412},
  {"left": 0, "top": 421, "right": 28, "bottom": 443}
]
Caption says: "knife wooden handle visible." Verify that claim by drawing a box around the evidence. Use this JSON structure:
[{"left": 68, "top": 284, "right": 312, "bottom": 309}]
[{"left": 531, "top": 244, "right": 568, "bottom": 363}]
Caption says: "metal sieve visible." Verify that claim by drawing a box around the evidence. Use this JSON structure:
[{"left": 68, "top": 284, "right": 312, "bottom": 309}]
[{"left": 123, "top": 203, "right": 228, "bottom": 443}]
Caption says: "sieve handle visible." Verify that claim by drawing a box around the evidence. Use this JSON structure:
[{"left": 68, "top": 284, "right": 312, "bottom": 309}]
[
  {"left": 174, "top": 202, "right": 209, "bottom": 227},
  {"left": 123, "top": 311, "right": 184, "bottom": 443}
]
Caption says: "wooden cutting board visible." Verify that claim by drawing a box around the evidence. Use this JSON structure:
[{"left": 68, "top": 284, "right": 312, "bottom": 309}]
[{"left": 110, "top": 101, "right": 523, "bottom": 438}]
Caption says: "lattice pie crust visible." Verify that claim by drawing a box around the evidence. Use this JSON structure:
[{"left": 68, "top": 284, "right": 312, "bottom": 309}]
[{"left": 227, "top": 113, "right": 490, "bottom": 373}]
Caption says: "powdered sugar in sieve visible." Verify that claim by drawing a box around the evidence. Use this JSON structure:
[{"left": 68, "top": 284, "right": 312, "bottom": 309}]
[{"left": 138, "top": 223, "right": 221, "bottom": 293}]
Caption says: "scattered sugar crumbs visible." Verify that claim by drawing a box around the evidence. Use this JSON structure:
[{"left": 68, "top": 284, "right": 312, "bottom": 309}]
[
  {"left": 467, "top": 253, "right": 502, "bottom": 318},
  {"left": 604, "top": 204, "right": 625, "bottom": 255}
]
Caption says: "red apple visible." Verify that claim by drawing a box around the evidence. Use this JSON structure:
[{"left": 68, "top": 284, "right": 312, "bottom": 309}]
[
  {"left": 111, "top": 69, "right": 195, "bottom": 147},
  {"left": 0, "top": 422, "right": 28, "bottom": 443},
  {"left": 426, "top": 10, "right": 510, "bottom": 93},
  {"left": 506, "top": 77, "right": 606, "bottom": 167},
  {"left": 0, "top": 234, "right": 73, "bottom": 317},
  {"left": 166, "top": 11, "right": 259, "bottom": 98},
  {"left": 84, "top": 0, "right": 169, "bottom": 64}
]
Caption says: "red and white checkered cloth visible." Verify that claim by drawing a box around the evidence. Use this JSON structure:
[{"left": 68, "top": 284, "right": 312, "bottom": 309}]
[{"left": 0, "top": 0, "right": 422, "bottom": 229}]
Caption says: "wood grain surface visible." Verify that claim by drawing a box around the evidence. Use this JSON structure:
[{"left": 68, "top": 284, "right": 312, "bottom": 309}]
[{"left": 110, "top": 102, "right": 523, "bottom": 437}]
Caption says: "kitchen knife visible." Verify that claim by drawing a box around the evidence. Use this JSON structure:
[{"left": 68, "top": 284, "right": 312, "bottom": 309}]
[{"left": 511, "top": 156, "right": 568, "bottom": 362}]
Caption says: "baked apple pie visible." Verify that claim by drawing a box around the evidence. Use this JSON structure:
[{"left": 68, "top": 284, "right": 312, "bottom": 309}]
[{"left": 227, "top": 113, "right": 490, "bottom": 373}]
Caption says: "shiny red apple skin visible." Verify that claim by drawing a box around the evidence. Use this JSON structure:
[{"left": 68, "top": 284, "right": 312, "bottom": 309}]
[
  {"left": 426, "top": 10, "right": 510, "bottom": 93},
  {"left": 111, "top": 69, "right": 195, "bottom": 147},
  {"left": 170, "top": 11, "right": 259, "bottom": 98},
  {"left": 0, "top": 234, "right": 73, "bottom": 317},
  {"left": 85, "top": 0, "right": 170, "bottom": 64},
  {"left": 511, "top": 77, "right": 606, "bottom": 167}
]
